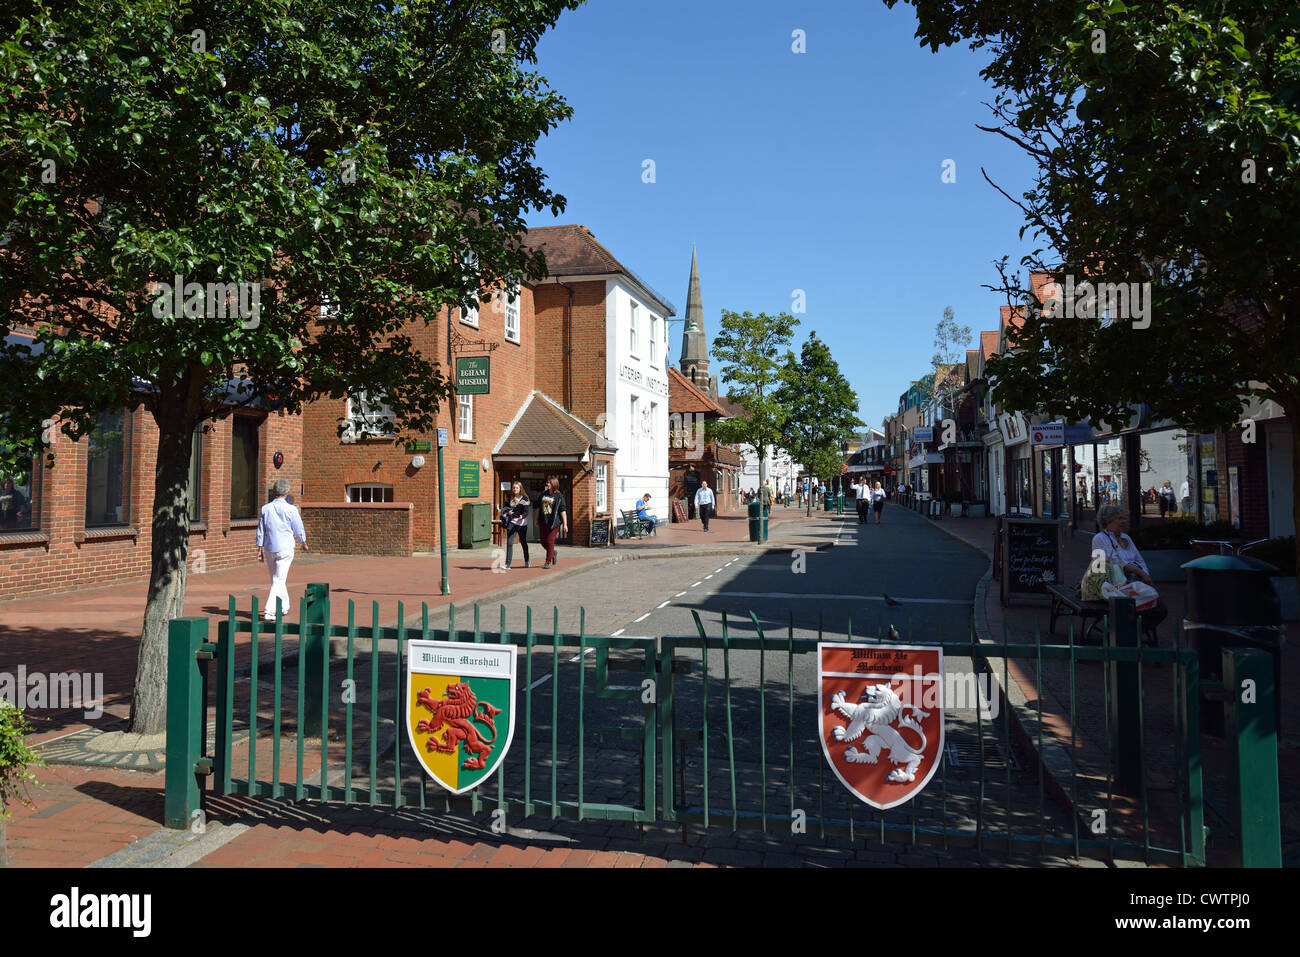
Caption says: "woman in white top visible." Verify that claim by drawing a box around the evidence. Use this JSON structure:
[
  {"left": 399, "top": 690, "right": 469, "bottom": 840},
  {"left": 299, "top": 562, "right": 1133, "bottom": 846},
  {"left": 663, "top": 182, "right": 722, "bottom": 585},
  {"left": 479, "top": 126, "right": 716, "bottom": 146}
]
[{"left": 1091, "top": 504, "right": 1166, "bottom": 641}]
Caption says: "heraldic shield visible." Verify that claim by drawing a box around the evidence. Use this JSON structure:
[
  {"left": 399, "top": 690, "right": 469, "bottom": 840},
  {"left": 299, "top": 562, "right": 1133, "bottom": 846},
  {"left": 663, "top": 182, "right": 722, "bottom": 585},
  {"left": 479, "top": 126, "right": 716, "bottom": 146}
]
[
  {"left": 818, "top": 643, "right": 944, "bottom": 810},
  {"left": 406, "top": 640, "right": 517, "bottom": 795}
]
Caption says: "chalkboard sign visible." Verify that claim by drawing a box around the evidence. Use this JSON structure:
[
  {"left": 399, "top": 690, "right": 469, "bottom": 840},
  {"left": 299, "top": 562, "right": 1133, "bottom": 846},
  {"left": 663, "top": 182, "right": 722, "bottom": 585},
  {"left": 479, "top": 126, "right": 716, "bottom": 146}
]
[
  {"left": 589, "top": 518, "right": 611, "bottom": 547},
  {"left": 1001, "top": 518, "right": 1064, "bottom": 606}
]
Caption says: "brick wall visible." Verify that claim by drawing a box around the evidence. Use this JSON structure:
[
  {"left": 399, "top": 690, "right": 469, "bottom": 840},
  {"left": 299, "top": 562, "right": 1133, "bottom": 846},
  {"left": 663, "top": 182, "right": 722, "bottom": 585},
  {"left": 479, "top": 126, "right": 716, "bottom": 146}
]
[
  {"left": 0, "top": 406, "right": 303, "bottom": 601},
  {"left": 299, "top": 502, "right": 414, "bottom": 556},
  {"left": 533, "top": 280, "right": 608, "bottom": 428},
  {"left": 1226, "top": 427, "right": 1270, "bottom": 539}
]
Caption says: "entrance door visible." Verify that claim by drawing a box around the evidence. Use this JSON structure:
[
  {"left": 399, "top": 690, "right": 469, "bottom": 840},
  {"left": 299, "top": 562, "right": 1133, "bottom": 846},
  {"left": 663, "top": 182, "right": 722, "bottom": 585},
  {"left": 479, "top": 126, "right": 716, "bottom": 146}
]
[{"left": 518, "top": 469, "right": 573, "bottom": 545}]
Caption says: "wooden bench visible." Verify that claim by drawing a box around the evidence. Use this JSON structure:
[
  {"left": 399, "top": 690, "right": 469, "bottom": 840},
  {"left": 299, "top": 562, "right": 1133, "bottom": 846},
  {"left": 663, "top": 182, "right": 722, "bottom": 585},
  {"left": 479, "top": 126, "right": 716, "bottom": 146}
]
[
  {"left": 618, "top": 509, "right": 646, "bottom": 539},
  {"left": 1046, "top": 583, "right": 1156, "bottom": 645}
]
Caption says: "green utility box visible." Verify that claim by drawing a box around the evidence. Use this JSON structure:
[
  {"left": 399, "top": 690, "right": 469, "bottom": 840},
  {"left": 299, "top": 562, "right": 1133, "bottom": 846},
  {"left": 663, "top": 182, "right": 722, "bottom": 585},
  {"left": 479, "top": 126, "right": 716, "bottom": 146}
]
[{"left": 459, "top": 501, "right": 491, "bottom": 549}]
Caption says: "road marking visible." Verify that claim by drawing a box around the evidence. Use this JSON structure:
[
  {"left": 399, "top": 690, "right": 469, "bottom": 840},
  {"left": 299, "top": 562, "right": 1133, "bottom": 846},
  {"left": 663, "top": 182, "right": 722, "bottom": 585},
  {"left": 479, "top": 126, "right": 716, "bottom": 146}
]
[
  {"left": 675, "top": 591, "right": 687, "bottom": 597},
  {"left": 657, "top": 601, "right": 670, "bottom": 609},
  {"left": 634, "top": 613, "right": 650, "bottom": 622},
  {"left": 714, "top": 568, "right": 724, "bottom": 573},
  {"left": 611, "top": 628, "right": 625, "bottom": 636},
  {"left": 691, "top": 581, "right": 702, "bottom": 588},
  {"left": 530, "top": 647, "right": 597, "bottom": 690},
  {"left": 704, "top": 574, "right": 714, "bottom": 580},
  {"left": 713, "top": 591, "right": 972, "bottom": 605}
]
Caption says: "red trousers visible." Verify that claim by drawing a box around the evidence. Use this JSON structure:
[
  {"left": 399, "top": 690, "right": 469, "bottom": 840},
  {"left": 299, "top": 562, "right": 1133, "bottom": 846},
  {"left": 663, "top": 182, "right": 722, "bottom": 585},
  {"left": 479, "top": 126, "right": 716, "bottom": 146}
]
[{"left": 539, "top": 524, "right": 559, "bottom": 564}]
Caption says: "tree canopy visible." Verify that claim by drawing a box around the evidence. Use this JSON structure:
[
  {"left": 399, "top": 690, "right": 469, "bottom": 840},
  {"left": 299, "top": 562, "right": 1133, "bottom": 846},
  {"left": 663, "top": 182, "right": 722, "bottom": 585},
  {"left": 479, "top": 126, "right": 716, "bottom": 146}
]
[{"left": 0, "top": 0, "right": 582, "bottom": 731}]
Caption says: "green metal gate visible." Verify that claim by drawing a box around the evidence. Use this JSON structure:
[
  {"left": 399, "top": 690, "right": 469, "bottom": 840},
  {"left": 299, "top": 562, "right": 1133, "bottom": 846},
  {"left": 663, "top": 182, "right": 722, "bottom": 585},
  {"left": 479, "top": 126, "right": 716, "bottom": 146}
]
[{"left": 165, "top": 586, "right": 1281, "bottom": 867}]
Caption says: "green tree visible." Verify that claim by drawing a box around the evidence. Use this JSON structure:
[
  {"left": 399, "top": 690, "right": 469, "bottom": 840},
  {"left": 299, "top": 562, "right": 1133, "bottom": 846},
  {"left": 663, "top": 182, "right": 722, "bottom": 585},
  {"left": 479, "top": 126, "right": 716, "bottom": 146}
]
[
  {"left": 886, "top": 0, "right": 1300, "bottom": 588},
  {"left": 774, "top": 333, "right": 863, "bottom": 515},
  {"left": 927, "top": 305, "right": 972, "bottom": 420},
  {"left": 0, "top": 0, "right": 581, "bottom": 733},
  {"left": 710, "top": 310, "right": 800, "bottom": 491}
]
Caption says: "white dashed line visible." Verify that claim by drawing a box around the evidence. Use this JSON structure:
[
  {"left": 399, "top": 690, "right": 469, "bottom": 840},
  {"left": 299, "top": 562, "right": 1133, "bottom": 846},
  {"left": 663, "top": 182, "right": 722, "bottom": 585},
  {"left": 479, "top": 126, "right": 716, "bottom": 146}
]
[
  {"left": 611, "top": 628, "right": 625, "bottom": 636},
  {"left": 634, "top": 613, "right": 650, "bottom": 623},
  {"left": 705, "top": 575, "right": 714, "bottom": 580},
  {"left": 528, "top": 674, "right": 552, "bottom": 690},
  {"left": 714, "top": 568, "right": 724, "bottom": 574},
  {"left": 675, "top": 591, "right": 687, "bottom": 597},
  {"left": 657, "top": 601, "right": 670, "bottom": 609},
  {"left": 691, "top": 581, "right": 702, "bottom": 588}
]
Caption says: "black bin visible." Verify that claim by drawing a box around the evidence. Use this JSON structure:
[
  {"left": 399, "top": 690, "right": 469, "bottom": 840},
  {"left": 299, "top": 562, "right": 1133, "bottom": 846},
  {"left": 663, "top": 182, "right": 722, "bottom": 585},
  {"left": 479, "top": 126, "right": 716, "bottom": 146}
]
[
  {"left": 747, "top": 501, "right": 762, "bottom": 542},
  {"left": 1181, "top": 554, "right": 1284, "bottom": 735}
]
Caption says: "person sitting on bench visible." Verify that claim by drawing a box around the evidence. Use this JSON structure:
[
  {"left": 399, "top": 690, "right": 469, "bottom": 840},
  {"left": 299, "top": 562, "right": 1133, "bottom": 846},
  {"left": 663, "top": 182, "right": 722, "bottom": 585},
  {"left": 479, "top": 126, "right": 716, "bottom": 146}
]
[
  {"left": 1092, "top": 504, "right": 1167, "bottom": 644},
  {"left": 636, "top": 494, "right": 658, "bottom": 535}
]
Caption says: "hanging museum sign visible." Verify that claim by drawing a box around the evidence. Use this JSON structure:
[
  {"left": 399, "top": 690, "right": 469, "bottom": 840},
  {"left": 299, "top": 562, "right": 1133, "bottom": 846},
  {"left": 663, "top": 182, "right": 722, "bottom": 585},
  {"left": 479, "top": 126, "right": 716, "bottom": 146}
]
[{"left": 455, "top": 356, "right": 491, "bottom": 395}]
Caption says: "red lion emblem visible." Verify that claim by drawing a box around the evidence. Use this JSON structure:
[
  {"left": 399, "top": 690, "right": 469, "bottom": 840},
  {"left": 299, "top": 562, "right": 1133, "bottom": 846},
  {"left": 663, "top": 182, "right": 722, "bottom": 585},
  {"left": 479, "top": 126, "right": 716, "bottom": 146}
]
[{"left": 415, "top": 683, "right": 501, "bottom": 770}]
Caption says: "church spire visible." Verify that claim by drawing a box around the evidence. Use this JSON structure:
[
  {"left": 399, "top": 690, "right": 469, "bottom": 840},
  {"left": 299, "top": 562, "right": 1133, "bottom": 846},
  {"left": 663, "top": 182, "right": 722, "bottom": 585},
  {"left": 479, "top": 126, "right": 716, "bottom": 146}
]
[{"left": 680, "top": 245, "right": 710, "bottom": 393}]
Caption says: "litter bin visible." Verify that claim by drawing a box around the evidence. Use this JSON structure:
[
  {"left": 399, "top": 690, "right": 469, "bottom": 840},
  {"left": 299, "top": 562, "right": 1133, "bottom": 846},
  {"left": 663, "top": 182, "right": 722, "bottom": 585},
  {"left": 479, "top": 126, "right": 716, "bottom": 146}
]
[
  {"left": 823, "top": 492, "right": 832, "bottom": 512},
  {"left": 747, "top": 501, "right": 762, "bottom": 542},
  {"left": 1182, "top": 554, "right": 1285, "bottom": 735}
]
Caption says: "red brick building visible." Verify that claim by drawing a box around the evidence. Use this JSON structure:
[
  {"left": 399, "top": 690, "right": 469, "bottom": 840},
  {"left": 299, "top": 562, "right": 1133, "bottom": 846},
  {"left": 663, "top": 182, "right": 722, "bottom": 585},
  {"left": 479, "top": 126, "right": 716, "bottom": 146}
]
[
  {"left": 668, "top": 367, "right": 741, "bottom": 517},
  {"left": 0, "top": 332, "right": 303, "bottom": 599}
]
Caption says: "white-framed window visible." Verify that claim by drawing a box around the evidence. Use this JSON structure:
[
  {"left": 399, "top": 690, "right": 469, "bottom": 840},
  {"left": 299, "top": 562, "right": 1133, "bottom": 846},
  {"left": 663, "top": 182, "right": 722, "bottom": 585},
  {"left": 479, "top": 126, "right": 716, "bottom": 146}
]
[
  {"left": 504, "top": 290, "right": 520, "bottom": 342},
  {"left": 458, "top": 392, "right": 474, "bottom": 441},
  {"left": 596, "top": 462, "right": 608, "bottom": 514},
  {"left": 460, "top": 251, "right": 479, "bottom": 326},
  {"left": 650, "top": 316, "right": 658, "bottom": 365},
  {"left": 629, "top": 300, "right": 639, "bottom": 356},
  {"left": 343, "top": 391, "right": 394, "bottom": 441},
  {"left": 346, "top": 483, "right": 394, "bottom": 503},
  {"left": 629, "top": 395, "right": 639, "bottom": 466},
  {"left": 321, "top": 296, "right": 342, "bottom": 320},
  {"left": 649, "top": 401, "right": 659, "bottom": 456},
  {"left": 461, "top": 302, "right": 479, "bottom": 327}
]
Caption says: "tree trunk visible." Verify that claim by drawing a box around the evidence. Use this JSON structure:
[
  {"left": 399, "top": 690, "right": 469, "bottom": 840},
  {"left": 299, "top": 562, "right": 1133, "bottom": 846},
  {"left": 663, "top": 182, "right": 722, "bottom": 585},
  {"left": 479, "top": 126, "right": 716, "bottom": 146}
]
[{"left": 128, "top": 398, "right": 196, "bottom": 735}]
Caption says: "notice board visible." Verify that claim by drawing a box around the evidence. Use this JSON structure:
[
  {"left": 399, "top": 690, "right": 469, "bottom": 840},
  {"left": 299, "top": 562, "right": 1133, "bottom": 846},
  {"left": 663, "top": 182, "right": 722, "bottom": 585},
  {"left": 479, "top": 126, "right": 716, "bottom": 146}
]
[
  {"left": 458, "top": 460, "right": 480, "bottom": 497},
  {"left": 1000, "top": 517, "right": 1064, "bottom": 606}
]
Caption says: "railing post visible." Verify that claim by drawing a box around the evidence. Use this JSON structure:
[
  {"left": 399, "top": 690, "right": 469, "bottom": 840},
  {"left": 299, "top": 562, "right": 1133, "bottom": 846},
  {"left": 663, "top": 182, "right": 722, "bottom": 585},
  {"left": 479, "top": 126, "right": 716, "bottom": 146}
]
[
  {"left": 1223, "top": 647, "right": 1281, "bottom": 867},
  {"left": 302, "top": 583, "right": 329, "bottom": 736},
  {"left": 165, "top": 617, "right": 210, "bottom": 830},
  {"left": 1106, "top": 596, "right": 1142, "bottom": 794},
  {"left": 1179, "top": 649, "right": 1206, "bottom": 866}
]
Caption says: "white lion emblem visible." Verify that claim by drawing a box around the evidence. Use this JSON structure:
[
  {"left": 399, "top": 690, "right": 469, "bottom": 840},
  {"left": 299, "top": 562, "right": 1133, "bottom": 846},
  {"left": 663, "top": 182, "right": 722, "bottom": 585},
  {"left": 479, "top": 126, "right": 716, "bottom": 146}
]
[{"left": 829, "top": 684, "right": 930, "bottom": 783}]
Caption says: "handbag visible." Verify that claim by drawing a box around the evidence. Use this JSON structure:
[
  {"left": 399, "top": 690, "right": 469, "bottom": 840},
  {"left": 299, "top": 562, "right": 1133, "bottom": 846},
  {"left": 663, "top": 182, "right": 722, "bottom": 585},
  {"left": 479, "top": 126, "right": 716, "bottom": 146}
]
[{"left": 1101, "top": 580, "right": 1159, "bottom": 612}]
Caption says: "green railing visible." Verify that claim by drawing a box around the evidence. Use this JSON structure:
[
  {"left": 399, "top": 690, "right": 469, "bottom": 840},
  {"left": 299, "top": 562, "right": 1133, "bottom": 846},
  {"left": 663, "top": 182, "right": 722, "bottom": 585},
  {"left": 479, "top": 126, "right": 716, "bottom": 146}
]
[{"left": 164, "top": 585, "right": 1281, "bottom": 867}]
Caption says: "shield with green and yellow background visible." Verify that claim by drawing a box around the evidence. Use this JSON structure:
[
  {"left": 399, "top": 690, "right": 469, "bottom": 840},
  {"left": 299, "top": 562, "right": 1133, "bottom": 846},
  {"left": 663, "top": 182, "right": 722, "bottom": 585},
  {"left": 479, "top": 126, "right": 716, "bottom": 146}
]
[{"left": 406, "top": 640, "right": 517, "bottom": 794}]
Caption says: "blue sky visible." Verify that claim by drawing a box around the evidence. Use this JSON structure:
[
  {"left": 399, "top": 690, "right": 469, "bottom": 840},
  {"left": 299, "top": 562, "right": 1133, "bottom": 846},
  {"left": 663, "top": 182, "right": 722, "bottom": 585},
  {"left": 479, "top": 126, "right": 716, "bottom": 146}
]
[{"left": 523, "top": 0, "right": 1042, "bottom": 429}]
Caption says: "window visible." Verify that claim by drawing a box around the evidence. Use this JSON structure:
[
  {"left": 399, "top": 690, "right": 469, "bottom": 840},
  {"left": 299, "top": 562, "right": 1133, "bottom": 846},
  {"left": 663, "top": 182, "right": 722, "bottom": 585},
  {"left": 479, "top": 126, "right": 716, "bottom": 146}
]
[
  {"left": 458, "top": 393, "right": 474, "bottom": 441},
  {"left": 650, "top": 317, "right": 658, "bottom": 365},
  {"left": 346, "top": 391, "right": 394, "bottom": 439},
  {"left": 188, "top": 427, "right": 203, "bottom": 523},
  {"left": 504, "top": 290, "right": 520, "bottom": 342},
  {"left": 629, "top": 395, "right": 639, "bottom": 466},
  {"left": 461, "top": 302, "right": 479, "bottom": 327},
  {"left": 321, "top": 296, "right": 342, "bottom": 321},
  {"left": 629, "top": 300, "right": 639, "bottom": 356},
  {"left": 85, "top": 410, "right": 131, "bottom": 527},
  {"left": 230, "top": 416, "right": 259, "bottom": 520},
  {"left": 461, "top": 251, "right": 479, "bottom": 326},
  {"left": 346, "top": 484, "right": 394, "bottom": 503},
  {"left": 0, "top": 453, "right": 39, "bottom": 532},
  {"left": 596, "top": 462, "right": 608, "bottom": 513},
  {"left": 650, "top": 401, "right": 659, "bottom": 457}
]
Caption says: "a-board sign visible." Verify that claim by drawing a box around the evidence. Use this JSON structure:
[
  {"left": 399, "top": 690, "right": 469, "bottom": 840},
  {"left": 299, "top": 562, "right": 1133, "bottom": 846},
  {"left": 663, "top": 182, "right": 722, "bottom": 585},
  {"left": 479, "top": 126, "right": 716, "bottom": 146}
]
[
  {"left": 1000, "top": 517, "right": 1064, "bottom": 606},
  {"left": 590, "top": 517, "right": 611, "bottom": 546},
  {"left": 671, "top": 499, "right": 688, "bottom": 524}
]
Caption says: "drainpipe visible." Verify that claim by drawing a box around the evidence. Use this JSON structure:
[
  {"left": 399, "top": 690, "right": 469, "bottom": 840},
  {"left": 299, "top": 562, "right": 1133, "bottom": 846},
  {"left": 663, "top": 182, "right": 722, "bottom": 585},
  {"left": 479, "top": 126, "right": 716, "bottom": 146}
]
[{"left": 556, "top": 277, "right": 574, "bottom": 412}]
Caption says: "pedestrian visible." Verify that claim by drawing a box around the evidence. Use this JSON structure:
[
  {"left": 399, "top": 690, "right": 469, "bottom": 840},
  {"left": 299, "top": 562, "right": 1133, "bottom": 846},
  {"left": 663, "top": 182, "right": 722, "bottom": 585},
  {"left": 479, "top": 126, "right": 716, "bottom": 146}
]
[
  {"left": 1159, "top": 479, "right": 1175, "bottom": 518},
  {"left": 695, "top": 480, "right": 716, "bottom": 532},
  {"left": 854, "top": 477, "right": 871, "bottom": 524},
  {"left": 1180, "top": 475, "right": 1191, "bottom": 515},
  {"left": 500, "top": 481, "right": 531, "bottom": 569},
  {"left": 872, "top": 481, "right": 886, "bottom": 524},
  {"left": 257, "top": 478, "right": 308, "bottom": 621},
  {"left": 537, "top": 474, "right": 569, "bottom": 568},
  {"left": 760, "top": 479, "right": 773, "bottom": 515}
]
